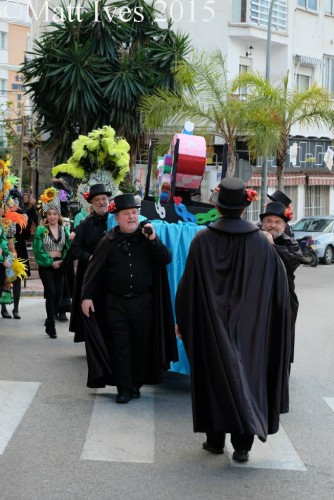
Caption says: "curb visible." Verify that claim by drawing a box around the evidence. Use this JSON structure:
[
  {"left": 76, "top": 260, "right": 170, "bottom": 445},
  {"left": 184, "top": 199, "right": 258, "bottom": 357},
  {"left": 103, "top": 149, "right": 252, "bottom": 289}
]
[{"left": 21, "top": 290, "right": 44, "bottom": 297}]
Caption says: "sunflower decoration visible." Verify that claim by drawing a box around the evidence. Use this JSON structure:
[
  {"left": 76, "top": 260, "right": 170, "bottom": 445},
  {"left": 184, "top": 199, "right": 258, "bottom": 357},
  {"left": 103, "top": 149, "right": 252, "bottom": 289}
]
[
  {"left": 37, "top": 187, "right": 61, "bottom": 215},
  {"left": 52, "top": 125, "right": 130, "bottom": 201}
]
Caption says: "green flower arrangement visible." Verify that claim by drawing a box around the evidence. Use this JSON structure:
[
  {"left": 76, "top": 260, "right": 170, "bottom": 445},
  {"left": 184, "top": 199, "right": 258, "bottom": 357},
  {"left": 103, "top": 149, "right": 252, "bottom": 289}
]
[{"left": 52, "top": 125, "right": 130, "bottom": 185}]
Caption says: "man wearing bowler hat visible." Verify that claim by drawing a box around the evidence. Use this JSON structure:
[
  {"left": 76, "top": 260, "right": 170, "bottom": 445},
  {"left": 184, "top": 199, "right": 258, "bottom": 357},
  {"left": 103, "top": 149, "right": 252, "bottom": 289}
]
[
  {"left": 70, "top": 183, "right": 111, "bottom": 342},
  {"left": 176, "top": 177, "right": 291, "bottom": 463},
  {"left": 81, "top": 193, "right": 177, "bottom": 403},
  {"left": 260, "top": 201, "right": 303, "bottom": 366},
  {"left": 267, "top": 189, "right": 293, "bottom": 236}
]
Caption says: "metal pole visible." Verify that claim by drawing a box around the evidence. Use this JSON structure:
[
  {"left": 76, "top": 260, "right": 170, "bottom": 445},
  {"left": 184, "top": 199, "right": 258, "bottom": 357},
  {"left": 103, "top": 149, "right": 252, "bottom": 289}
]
[{"left": 261, "top": 0, "right": 276, "bottom": 209}]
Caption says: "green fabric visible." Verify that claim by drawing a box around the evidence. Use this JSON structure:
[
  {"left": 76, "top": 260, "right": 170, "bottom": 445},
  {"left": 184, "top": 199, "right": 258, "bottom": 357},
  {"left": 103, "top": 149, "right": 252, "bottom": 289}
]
[
  {"left": 33, "top": 225, "right": 71, "bottom": 267},
  {"left": 0, "top": 225, "right": 9, "bottom": 263}
]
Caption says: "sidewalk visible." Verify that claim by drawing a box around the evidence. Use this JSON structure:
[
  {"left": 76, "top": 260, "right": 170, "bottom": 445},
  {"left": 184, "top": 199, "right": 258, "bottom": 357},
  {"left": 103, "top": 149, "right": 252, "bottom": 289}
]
[{"left": 21, "top": 278, "right": 44, "bottom": 297}]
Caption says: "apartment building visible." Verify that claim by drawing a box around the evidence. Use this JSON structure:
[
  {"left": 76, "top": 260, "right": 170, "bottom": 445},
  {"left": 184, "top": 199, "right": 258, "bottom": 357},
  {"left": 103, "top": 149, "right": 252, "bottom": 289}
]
[
  {"left": 158, "top": 0, "right": 334, "bottom": 218},
  {"left": 0, "top": 0, "right": 31, "bottom": 146}
]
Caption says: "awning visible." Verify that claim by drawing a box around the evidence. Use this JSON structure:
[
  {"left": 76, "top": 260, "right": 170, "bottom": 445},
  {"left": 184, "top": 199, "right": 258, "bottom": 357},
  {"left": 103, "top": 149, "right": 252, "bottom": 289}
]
[
  {"left": 248, "top": 172, "right": 306, "bottom": 187},
  {"left": 307, "top": 173, "right": 334, "bottom": 186},
  {"left": 294, "top": 55, "right": 323, "bottom": 66}
]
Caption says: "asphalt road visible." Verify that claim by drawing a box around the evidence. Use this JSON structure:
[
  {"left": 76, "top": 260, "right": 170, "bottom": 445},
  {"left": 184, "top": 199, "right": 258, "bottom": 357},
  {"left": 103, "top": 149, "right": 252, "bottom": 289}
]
[{"left": 0, "top": 263, "right": 333, "bottom": 500}]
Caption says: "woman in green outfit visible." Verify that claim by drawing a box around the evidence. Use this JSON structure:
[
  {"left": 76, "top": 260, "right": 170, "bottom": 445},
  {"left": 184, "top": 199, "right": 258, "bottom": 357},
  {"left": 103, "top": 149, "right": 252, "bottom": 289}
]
[{"left": 33, "top": 188, "right": 71, "bottom": 339}]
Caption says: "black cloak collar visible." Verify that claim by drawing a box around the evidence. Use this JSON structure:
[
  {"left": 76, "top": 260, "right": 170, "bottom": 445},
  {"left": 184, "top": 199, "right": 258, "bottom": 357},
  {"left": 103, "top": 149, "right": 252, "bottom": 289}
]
[{"left": 209, "top": 216, "right": 260, "bottom": 235}]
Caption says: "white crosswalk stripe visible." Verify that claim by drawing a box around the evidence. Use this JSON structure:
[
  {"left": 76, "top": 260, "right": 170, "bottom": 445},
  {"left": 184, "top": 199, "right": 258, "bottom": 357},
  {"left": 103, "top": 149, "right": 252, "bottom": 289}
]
[
  {"left": 81, "top": 386, "right": 155, "bottom": 463},
  {"left": 323, "top": 397, "right": 334, "bottom": 412},
  {"left": 0, "top": 381, "right": 41, "bottom": 454},
  {"left": 226, "top": 424, "right": 307, "bottom": 470}
]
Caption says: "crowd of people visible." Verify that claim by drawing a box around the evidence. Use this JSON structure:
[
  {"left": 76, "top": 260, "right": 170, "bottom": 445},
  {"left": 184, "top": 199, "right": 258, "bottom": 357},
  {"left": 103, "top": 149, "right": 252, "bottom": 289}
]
[{"left": 0, "top": 178, "right": 303, "bottom": 464}]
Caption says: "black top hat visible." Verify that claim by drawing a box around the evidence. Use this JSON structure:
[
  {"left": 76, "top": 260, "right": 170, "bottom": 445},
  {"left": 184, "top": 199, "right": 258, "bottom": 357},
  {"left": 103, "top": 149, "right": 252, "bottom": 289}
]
[
  {"left": 267, "top": 189, "right": 291, "bottom": 208},
  {"left": 210, "top": 177, "right": 250, "bottom": 210},
  {"left": 260, "top": 201, "right": 289, "bottom": 222},
  {"left": 111, "top": 193, "right": 141, "bottom": 213},
  {"left": 87, "top": 183, "right": 111, "bottom": 203}
]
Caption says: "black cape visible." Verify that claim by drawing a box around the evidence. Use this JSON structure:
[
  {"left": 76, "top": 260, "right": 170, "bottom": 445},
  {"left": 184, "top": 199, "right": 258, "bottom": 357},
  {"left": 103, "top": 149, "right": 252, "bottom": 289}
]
[
  {"left": 175, "top": 217, "right": 291, "bottom": 442},
  {"left": 69, "top": 212, "right": 108, "bottom": 342},
  {"left": 81, "top": 228, "right": 178, "bottom": 388}
]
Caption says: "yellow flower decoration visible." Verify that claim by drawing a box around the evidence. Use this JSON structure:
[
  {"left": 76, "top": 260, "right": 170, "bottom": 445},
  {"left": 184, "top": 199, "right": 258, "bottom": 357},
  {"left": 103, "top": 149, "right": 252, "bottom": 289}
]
[{"left": 40, "top": 187, "right": 57, "bottom": 203}]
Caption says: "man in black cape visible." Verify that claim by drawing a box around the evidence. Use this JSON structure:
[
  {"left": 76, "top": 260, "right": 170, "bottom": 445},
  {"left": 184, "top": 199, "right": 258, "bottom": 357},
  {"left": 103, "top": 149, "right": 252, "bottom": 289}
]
[
  {"left": 260, "top": 201, "right": 302, "bottom": 365},
  {"left": 175, "top": 177, "right": 291, "bottom": 463},
  {"left": 81, "top": 193, "right": 178, "bottom": 403},
  {"left": 70, "top": 183, "right": 111, "bottom": 342}
]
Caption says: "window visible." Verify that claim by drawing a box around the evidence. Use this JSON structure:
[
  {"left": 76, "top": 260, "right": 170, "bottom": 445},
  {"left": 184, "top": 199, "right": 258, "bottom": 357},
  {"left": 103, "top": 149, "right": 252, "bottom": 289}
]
[
  {"left": 239, "top": 63, "right": 251, "bottom": 97},
  {"left": 295, "top": 67, "right": 312, "bottom": 91},
  {"left": 297, "top": 0, "right": 317, "bottom": 10},
  {"left": 250, "top": 0, "right": 287, "bottom": 31},
  {"left": 0, "top": 79, "right": 7, "bottom": 96},
  {"left": 305, "top": 186, "right": 329, "bottom": 216},
  {"left": 0, "top": 32, "right": 7, "bottom": 50},
  {"left": 231, "top": 0, "right": 247, "bottom": 22},
  {"left": 325, "top": 0, "right": 334, "bottom": 14},
  {"left": 323, "top": 56, "right": 334, "bottom": 94},
  {"left": 231, "top": 0, "right": 287, "bottom": 30}
]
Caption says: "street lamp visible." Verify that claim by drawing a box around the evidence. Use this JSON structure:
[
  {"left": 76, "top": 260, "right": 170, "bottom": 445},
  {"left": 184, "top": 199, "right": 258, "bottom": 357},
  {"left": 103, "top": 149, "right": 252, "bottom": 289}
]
[{"left": 261, "top": 0, "right": 276, "bottom": 209}]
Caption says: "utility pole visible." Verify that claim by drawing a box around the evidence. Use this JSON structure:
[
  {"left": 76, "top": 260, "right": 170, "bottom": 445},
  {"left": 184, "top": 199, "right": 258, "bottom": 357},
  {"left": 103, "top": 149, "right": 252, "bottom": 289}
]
[{"left": 261, "top": 0, "right": 276, "bottom": 209}]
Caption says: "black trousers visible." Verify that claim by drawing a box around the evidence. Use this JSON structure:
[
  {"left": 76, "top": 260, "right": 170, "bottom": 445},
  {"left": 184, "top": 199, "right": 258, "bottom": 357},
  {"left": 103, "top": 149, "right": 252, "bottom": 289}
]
[
  {"left": 104, "top": 291, "right": 153, "bottom": 393},
  {"left": 38, "top": 266, "right": 64, "bottom": 322},
  {"left": 206, "top": 432, "right": 254, "bottom": 452}
]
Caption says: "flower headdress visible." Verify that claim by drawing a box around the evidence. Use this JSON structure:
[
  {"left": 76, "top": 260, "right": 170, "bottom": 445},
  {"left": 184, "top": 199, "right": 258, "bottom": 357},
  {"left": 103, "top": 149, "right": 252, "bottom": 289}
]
[
  {"left": 51, "top": 126, "right": 130, "bottom": 208},
  {"left": 245, "top": 189, "right": 260, "bottom": 203},
  {"left": 283, "top": 206, "right": 293, "bottom": 221},
  {"left": 38, "top": 187, "right": 61, "bottom": 214}
]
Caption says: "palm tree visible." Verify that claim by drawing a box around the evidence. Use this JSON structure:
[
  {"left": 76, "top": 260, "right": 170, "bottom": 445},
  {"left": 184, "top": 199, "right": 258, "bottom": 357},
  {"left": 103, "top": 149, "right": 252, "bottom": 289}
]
[
  {"left": 21, "top": 0, "right": 191, "bottom": 166},
  {"left": 234, "top": 71, "right": 334, "bottom": 190},
  {"left": 140, "top": 50, "right": 251, "bottom": 177}
]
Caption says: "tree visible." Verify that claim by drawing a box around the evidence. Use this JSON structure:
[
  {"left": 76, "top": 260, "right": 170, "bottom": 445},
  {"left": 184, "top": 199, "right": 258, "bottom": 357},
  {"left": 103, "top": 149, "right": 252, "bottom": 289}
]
[
  {"left": 21, "top": 0, "right": 191, "bottom": 166},
  {"left": 234, "top": 71, "right": 334, "bottom": 190}
]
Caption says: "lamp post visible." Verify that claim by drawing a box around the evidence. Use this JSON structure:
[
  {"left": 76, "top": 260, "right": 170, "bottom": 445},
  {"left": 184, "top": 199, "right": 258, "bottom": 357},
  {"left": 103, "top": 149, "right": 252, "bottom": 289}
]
[{"left": 261, "top": 0, "right": 276, "bottom": 208}]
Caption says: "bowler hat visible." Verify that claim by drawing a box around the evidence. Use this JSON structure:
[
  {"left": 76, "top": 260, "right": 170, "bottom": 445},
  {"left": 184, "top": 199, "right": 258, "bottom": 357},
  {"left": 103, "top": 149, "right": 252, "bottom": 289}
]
[
  {"left": 87, "top": 183, "right": 111, "bottom": 203},
  {"left": 260, "top": 201, "right": 289, "bottom": 222},
  {"left": 111, "top": 193, "right": 141, "bottom": 213},
  {"left": 210, "top": 177, "right": 250, "bottom": 210},
  {"left": 267, "top": 189, "right": 291, "bottom": 208}
]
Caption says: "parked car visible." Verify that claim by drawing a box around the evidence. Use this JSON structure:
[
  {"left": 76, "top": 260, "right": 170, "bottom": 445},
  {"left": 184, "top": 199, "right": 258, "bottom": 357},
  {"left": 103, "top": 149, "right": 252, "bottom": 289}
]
[{"left": 291, "top": 215, "right": 334, "bottom": 265}]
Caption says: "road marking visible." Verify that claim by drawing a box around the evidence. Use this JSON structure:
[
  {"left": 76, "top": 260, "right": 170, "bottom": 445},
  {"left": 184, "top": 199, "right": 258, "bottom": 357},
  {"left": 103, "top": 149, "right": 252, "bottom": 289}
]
[
  {"left": 226, "top": 423, "right": 307, "bottom": 471},
  {"left": 323, "top": 397, "right": 334, "bottom": 412},
  {"left": 81, "top": 387, "right": 155, "bottom": 463},
  {"left": 0, "top": 381, "right": 41, "bottom": 454}
]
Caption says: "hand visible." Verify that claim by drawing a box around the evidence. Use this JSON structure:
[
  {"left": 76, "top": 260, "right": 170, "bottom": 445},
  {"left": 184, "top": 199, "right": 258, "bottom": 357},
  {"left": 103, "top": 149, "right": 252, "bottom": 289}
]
[
  {"left": 69, "top": 231, "right": 76, "bottom": 241},
  {"left": 141, "top": 223, "right": 155, "bottom": 241},
  {"left": 263, "top": 231, "right": 274, "bottom": 244},
  {"left": 175, "top": 323, "right": 182, "bottom": 339},
  {"left": 52, "top": 260, "right": 62, "bottom": 269},
  {"left": 82, "top": 299, "right": 95, "bottom": 317},
  {"left": 3, "top": 259, "right": 11, "bottom": 269}
]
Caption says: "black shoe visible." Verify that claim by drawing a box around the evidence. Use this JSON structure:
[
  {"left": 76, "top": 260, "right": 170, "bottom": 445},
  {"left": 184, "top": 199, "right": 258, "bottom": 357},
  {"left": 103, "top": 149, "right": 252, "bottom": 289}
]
[
  {"left": 132, "top": 387, "right": 141, "bottom": 399},
  {"left": 45, "top": 320, "right": 57, "bottom": 339},
  {"left": 116, "top": 393, "right": 132, "bottom": 404},
  {"left": 1, "top": 310, "right": 12, "bottom": 319},
  {"left": 232, "top": 450, "right": 249, "bottom": 462},
  {"left": 56, "top": 312, "right": 68, "bottom": 322},
  {"left": 13, "top": 310, "right": 21, "bottom": 319},
  {"left": 202, "top": 441, "right": 224, "bottom": 454}
]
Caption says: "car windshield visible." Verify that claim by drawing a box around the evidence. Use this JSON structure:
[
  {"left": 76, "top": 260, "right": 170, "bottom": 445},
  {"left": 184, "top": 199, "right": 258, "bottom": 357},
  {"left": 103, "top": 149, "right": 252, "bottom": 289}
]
[{"left": 293, "top": 218, "right": 334, "bottom": 232}]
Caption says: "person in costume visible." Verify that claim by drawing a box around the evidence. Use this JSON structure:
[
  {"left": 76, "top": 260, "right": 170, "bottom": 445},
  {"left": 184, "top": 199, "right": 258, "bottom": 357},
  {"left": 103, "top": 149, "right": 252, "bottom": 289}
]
[
  {"left": 0, "top": 204, "right": 11, "bottom": 304},
  {"left": 81, "top": 193, "right": 178, "bottom": 403},
  {"left": 33, "top": 188, "right": 71, "bottom": 339},
  {"left": 260, "top": 201, "right": 302, "bottom": 365},
  {"left": 69, "top": 183, "right": 111, "bottom": 343},
  {"left": 175, "top": 177, "right": 291, "bottom": 463},
  {"left": 1, "top": 190, "right": 30, "bottom": 319}
]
